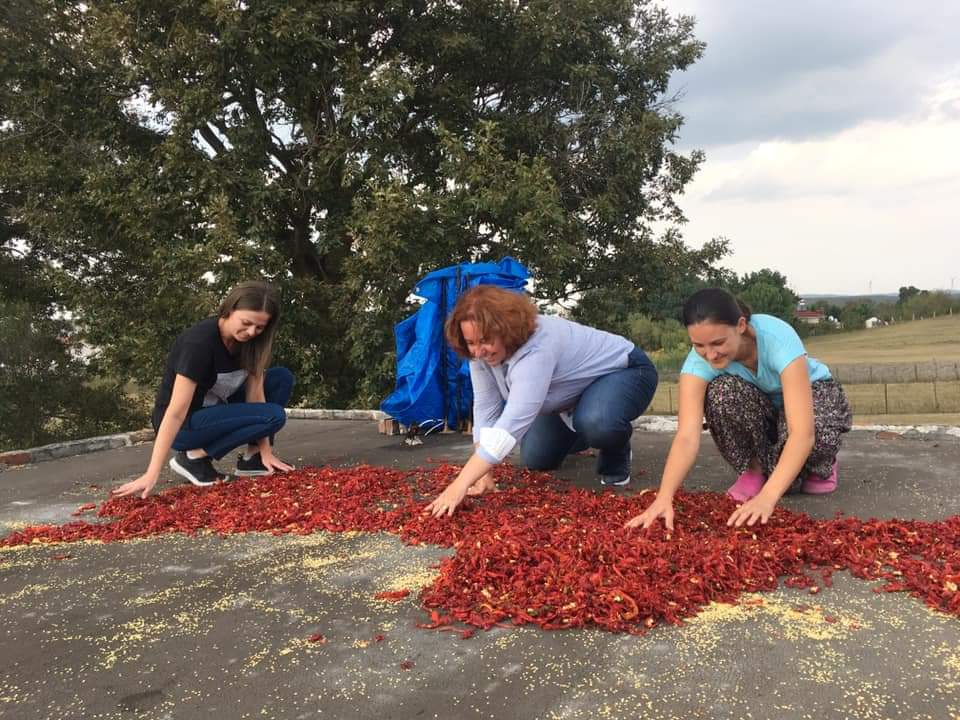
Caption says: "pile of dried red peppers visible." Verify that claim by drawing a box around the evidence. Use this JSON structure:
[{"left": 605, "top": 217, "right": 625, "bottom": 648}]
[{"left": 3, "top": 463, "right": 960, "bottom": 633}]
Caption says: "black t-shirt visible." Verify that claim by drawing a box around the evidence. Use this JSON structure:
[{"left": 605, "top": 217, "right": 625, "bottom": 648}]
[{"left": 151, "top": 317, "right": 248, "bottom": 431}]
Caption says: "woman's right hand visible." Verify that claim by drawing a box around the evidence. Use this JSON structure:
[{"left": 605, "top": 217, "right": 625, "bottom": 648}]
[
  {"left": 424, "top": 481, "right": 470, "bottom": 518},
  {"left": 111, "top": 473, "right": 159, "bottom": 500},
  {"left": 624, "top": 495, "right": 675, "bottom": 531},
  {"left": 466, "top": 471, "right": 496, "bottom": 496}
]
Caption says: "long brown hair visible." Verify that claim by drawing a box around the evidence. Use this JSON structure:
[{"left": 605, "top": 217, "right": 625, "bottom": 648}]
[
  {"left": 681, "top": 288, "right": 752, "bottom": 327},
  {"left": 218, "top": 281, "right": 280, "bottom": 375},
  {"left": 445, "top": 285, "right": 537, "bottom": 359}
]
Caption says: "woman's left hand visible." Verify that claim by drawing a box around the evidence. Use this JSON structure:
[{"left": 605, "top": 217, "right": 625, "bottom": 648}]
[
  {"left": 424, "top": 482, "right": 469, "bottom": 518},
  {"left": 260, "top": 448, "right": 295, "bottom": 474},
  {"left": 727, "top": 493, "right": 777, "bottom": 527}
]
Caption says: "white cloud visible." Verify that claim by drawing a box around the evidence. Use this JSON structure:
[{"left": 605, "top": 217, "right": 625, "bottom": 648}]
[
  {"left": 697, "top": 112, "right": 960, "bottom": 202},
  {"left": 678, "top": 90, "right": 960, "bottom": 293},
  {"left": 663, "top": 1, "right": 960, "bottom": 294}
]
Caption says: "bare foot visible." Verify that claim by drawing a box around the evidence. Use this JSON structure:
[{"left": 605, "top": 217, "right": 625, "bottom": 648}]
[{"left": 466, "top": 475, "right": 497, "bottom": 496}]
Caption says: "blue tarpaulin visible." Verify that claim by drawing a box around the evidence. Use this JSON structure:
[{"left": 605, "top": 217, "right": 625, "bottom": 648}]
[{"left": 380, "top": 257, "right": 530, "bottom": 431}]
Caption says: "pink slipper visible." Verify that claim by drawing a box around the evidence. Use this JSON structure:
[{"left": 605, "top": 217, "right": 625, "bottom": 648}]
[
  {"left": 726, "top": 470, "right": 766, "bottom": 502},
  {"left": 800, "top": 461, "right": 838, "bottom": 494}
]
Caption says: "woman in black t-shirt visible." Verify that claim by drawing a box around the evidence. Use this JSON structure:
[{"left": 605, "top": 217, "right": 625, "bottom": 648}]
[{"left": 112, "top": 281, "right": 295, "bottom": 498}]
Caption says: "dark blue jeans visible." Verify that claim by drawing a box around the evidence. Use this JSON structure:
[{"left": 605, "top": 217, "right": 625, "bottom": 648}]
[
  {"left": 172, "top": 367, "right": 294, "bottom": 460},
  {"left": 520, "top": 348, "right": 657, "bottom": 476}
]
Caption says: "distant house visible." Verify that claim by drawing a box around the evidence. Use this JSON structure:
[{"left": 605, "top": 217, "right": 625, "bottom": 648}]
[{"left": 795, "top": 309, "right": 825, "bottom": 325}]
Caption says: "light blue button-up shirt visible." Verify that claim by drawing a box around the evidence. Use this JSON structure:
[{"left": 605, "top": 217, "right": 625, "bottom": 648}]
[{"left": 470, "top": 315, "right": 634, "bottom": 463}]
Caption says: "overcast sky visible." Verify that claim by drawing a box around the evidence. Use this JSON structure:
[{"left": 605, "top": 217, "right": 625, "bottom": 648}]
[{"left": 663, "top": 0, "right": 960, "bottom": 295}]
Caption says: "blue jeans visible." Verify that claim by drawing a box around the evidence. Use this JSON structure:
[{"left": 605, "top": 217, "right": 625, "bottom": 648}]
[
  {"left": 172, "top": 367, "right": 295, "bottom": 460},
  {"left": 520, "top": 348, "right": 657, "bottom": 476}
]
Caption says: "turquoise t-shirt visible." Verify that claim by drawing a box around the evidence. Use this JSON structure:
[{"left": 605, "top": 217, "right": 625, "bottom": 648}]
[{"left": 680, "top": 314, "right": 831, "bottom": 408}]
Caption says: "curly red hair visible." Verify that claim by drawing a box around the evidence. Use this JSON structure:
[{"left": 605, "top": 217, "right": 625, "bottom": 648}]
[{"left": 445, "top": 285, "right": 538, "bottom": 359}]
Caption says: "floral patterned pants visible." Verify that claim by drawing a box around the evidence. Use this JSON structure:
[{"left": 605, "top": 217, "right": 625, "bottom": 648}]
[{"left": 703, "top": 375, "right": 853, "bottom": 484}]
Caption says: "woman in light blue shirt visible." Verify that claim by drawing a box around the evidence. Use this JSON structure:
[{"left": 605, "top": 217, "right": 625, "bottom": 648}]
[
  {"left": 627, "top": 288, "right": 851, "bottom": 530},
  {"left": 425, "top": 285, "right": 658, "bottom": 517}
]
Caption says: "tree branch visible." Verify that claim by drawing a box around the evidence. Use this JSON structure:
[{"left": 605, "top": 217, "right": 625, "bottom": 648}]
[{"left": 197, "top": 123, "right": 227, "bottom": 157}]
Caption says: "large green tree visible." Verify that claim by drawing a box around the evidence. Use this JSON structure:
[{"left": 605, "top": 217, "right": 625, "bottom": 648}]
[
  {"left": 571, "top": 232, "right": 731, "bottom": 336},
  {"left": 0, "top": 206, "right": 141, "bottom": 449},
  {"left": 2, "top": 0, "right": 710, "bottom": 412},
  {"left": 734, "top": 269, "right": 798, "bottom": 323}
]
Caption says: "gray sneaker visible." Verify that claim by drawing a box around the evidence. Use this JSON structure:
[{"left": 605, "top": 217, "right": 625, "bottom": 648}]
[
  {"left": 599, "top": 472, "right": 631, "bottom": 487},
  {"left": 599, "top": 449, "right": 633, "bottom": 487}
]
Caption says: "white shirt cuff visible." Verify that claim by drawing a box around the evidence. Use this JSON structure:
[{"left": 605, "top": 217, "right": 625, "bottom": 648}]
[{"left": 477, "top": 426, "right": 517, "bottom": 464}]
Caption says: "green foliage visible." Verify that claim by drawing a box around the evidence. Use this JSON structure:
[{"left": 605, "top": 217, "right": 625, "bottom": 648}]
[
  {"left": 571, "top": 233, "right": 733, "bottom": 332},
  {"left": 0, "top": 246, "right": 142, "bottom": 451},
  {"left": 810, "top": 301, "right": 844, "bottom": 321},
  {"left": 574, "top": 263, "right": 799, "bottom": 343},
  {"left": 732, "top": 269, "right": 798, "bottom": 323},
  {"left": 810, "top": 291, "right": 959, "bottom": 332},
  {"left": 626, "top": 313, "right": 687, "bottom": 353},
  {"left": 1, "top": 0, "right": 709, "bottom": 414},
  {"left": 648, "top": 344, "right": 691, "bottom": 376},
  {"left": 898, "top": 286, "right": 921, "bottom": 304},
  {"left": 839, "top": 301, "right": 875, "bottom": 330},
  {"left": 625, "top": 312, "right": 689, "bottom": 376},
  {"left": 899, "top": 291, "right": 960, "bottom": 319}
]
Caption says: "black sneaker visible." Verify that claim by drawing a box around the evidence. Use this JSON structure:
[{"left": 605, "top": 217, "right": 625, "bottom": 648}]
[
  {"left": 169, "top": 451, "right": 223, "bottom": 487},
  {"left": 235, "top": 452, "right": 271, "bottom": 477}
]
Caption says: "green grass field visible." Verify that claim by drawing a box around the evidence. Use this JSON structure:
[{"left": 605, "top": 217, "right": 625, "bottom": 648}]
[{"left": 804, "top": 314, "right": 960, "bottom": 365}]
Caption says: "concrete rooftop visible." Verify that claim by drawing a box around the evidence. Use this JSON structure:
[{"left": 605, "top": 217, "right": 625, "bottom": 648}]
[{"left": 2, "top": 419, "right": 960, "bottom": 720}]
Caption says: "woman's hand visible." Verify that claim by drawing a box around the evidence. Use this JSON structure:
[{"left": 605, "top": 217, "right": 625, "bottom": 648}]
[
  {"left": 624, "top": 495, "right": 675, "bottom": 530},
  {"left": 424, "top": 453, "right": 493, "bottom": 518},
  {"left": 260, "top": 448, "right": 294, "bottom": 473},
  {"left": 424, "top": 482, "right": 470, "bottom": 518},
  {"left": 727, "top": 493, "right": 777, "bottom": 527},
  {"left": 466, "top": 471, "right": 496, "bottom": 496},
  {"left": 111, "top": 473, "right": 159, "bottom": 500}
]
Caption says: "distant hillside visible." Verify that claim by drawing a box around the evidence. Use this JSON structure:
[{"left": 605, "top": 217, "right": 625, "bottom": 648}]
[
  {"left": 804, "top": 314, "right": 960, "bottom": 364},
  {"left": 801, "top": 294, "right": 897, "bottom": 306},
  {"left": 801, "top": 290, "right": 960, "bottom": 307}
]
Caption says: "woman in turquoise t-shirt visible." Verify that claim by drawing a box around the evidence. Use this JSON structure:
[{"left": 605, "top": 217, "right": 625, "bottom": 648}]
[{"left": 626, "top": 288, "right": 852, "bottom": 529}]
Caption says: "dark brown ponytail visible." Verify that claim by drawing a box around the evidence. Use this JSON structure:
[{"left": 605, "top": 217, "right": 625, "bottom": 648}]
[{"left": 682, "top": 288, "right": 752, "bottom": 327}]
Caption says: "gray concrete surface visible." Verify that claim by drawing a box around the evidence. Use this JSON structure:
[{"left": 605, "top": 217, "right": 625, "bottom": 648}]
[{"left": 2, "top": 420, "right": 960, "bottom": 720}]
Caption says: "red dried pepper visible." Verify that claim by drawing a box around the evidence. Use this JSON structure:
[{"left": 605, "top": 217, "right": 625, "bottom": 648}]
[
  {"left": 374, "top": 589, "right": 410, "bottom": 601},
  {"left": 307, "top": 633, "right": 326, "bottom": 644},
  {"left": 2, "top": 463, "right": 960, "bottom": 635}
]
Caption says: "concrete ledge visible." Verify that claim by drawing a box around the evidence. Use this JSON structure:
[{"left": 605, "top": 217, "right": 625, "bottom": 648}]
[
  {"left": 286, "top": 409, "right": 387, "bottom": 421},
  {"left": 0, "top": 431, "right": 144, "bottom": 469}
]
